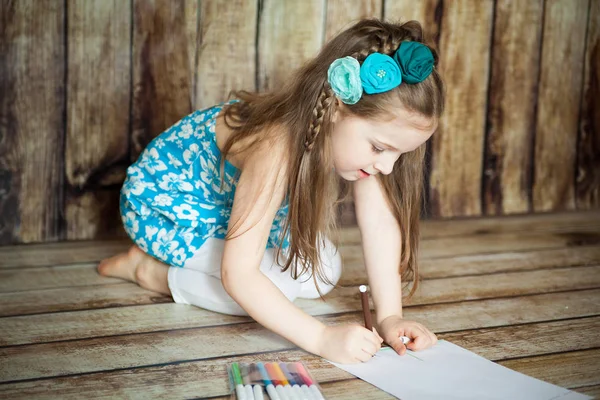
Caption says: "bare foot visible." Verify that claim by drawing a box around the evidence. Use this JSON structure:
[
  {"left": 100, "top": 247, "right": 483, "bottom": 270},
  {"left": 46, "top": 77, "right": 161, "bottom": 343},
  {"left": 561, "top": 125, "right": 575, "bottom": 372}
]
[
  {"left": 98, "top": 246, "right": 171, "bottom": 295},
  {"left": 98, "top": 245, "right": 144, "bottom": 282}
]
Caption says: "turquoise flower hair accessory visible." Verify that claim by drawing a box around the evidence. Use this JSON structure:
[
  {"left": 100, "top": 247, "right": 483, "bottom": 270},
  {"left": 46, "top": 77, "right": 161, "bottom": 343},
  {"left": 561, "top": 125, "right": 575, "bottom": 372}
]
[
  {"left": 326, "top": 41, "right": 435, "bottom": 104},
  {"left": 360, "top": 53, "right": 402, "bottom": 94},
  {"left": 393, "top": 41, "right": 434, "bottom": 84},
  {"left": 327, "top": 56, "right": 363, "bottom": 105}
]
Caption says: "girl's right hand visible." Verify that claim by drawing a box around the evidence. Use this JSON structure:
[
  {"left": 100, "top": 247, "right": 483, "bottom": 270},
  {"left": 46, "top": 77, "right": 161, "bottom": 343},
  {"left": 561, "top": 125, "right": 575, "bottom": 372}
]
[{"left": 318, "top": 324, "right": 384, "bottom": 364}]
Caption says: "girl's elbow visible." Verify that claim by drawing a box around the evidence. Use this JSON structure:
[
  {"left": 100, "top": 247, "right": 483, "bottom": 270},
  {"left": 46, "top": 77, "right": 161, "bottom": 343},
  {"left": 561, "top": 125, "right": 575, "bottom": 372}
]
[
  {"left": 221, "top": 267, "right": 237, "bottom": 294},
  {"left": 221, "top": 265, "right": 259, "bottom": 295}
]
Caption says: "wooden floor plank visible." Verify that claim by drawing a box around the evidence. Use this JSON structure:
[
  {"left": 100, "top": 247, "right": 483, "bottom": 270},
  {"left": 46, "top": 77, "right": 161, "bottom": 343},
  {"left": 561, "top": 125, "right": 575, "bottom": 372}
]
[
  {"left": 2, "top": 348, "right": 597, "bottom": 399},
  {"left": 1, "top": 286, "right": 599, "bottom": 347},
  {"left": 342, "top": 209, "right": 600, "bottom": 241},
  {"left": 341, "top": 230, "right": 600, "bottom": 259},
  {"left": 0, "top": 264, "right": 122, "bottom": 292},
  {"left": 0, "top": 349, "right": 353, "bottom": 399},
  {"left": 2, "top": 265, "right": 599, "bottom": 317},
  {"left": 0, "top": 283, "right": 171, "bottom": 317},
  {"left": 1, "top": 303, "right": 599, "bottom": 382},
  {"left": 302, "top": 378, "right": 396, "bottom": 400},
  {"left": 2, "top": 210, "right": 599, "bottom": 269},
  {"left": 341, "top": 244, "right": 600, "bottom": 283},
  {"left": 0, "top": 240, "right": 130, "bottom": 269},
  {"left": 1, "top": 317, "right": 598, "bottom": 396},
  {"left": 3, "top": 245, "right": 599, "bottom": 294},
  {"left": 300, "top": 265, "right": 600, "bottom": 313},
  {"left": 500, "top": 348, "right": 600, "bottom": 391},
  {"left": 576, "top": 385, "right": 600, "bottom": 398}
]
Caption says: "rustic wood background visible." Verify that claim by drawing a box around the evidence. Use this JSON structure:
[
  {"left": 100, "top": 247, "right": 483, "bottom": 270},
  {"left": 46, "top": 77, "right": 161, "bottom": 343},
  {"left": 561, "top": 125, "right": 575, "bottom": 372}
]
[{"left": 0, "top": 0, "right": 598, "bottom": 246}]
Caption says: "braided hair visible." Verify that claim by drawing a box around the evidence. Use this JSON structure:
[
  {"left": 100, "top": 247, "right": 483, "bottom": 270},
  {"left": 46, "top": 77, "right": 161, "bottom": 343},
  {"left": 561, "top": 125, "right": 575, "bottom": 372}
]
[
  {"left": 303, "top": 20, "right": 431, "bottom": 154},
  {"left": 222, "top": 18, "right": 444, "bottom": 301}
]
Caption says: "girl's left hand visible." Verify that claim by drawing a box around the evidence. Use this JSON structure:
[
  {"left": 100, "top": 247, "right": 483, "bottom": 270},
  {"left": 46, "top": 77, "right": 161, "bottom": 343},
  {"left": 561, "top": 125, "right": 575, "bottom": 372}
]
[{"left": 377, "top": 315, "right": 438, "bottom": 356}]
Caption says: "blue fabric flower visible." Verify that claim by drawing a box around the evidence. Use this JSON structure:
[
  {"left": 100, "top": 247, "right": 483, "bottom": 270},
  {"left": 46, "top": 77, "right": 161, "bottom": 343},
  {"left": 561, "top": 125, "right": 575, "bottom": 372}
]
[
  {"left": 360, "top": 53, "right": 402, "bottom": 94},
  {"left": 327, "top": 56, "right": 363, "bottom": 104},
  {"left": 393, "top": 41, "right": 434, "bottom": 84}
]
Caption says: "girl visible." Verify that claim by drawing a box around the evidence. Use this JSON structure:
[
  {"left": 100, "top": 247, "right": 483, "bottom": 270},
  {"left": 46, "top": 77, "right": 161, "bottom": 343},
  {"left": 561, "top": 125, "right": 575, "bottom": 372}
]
[{"left": 99, "top": 18, "right": 445, "bottom": 364}]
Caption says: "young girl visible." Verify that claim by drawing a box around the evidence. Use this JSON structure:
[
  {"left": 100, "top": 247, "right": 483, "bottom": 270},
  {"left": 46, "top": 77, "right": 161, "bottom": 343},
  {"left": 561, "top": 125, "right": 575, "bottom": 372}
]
[{"left": 99, "top": 18, "right": 444, "bottom": 364}]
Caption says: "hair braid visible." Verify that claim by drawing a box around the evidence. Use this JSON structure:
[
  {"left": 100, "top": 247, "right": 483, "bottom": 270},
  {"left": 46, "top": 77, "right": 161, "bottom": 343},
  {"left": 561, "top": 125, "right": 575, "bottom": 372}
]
[
  {"left": 350, "top": 34, "right": 405, "bottom": 62},
  {"left": 305, "top": 84, "right": 336, "bottom": 152},
  {"left": 347, "top": 21, "right": 426, "bottom": 63},
  {"left": 305, "top": 28, "right": 419, "bottom": 152}
]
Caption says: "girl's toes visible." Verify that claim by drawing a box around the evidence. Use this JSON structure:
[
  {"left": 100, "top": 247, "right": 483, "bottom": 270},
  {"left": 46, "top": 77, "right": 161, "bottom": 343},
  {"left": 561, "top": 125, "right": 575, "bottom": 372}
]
[
  {"left": 97, "top": 249, "right": 139, "bottom": 282},
  {"left": 97, "top": 255, "right": 120, "bottom": 276}
]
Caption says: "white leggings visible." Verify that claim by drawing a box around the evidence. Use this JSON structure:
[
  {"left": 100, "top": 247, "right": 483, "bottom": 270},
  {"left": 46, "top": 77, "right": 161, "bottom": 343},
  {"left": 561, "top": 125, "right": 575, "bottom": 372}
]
[{"left": 167, "top": 237, "right": 342, "bottom": 316}]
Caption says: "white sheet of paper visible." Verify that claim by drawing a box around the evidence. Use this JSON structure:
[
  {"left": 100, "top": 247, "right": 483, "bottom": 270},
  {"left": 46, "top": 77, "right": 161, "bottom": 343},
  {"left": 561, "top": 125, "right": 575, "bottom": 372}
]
[{"left": 328, "top": 340, "right": 592, "bottom": 400}]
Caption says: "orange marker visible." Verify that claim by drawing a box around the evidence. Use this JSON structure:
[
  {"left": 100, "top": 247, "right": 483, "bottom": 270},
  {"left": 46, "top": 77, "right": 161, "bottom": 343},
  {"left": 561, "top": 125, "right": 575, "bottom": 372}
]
[
  {"left": 271, "top": 362, "right": 289, "bottom": 386},
  {"left": 264, "top": 363, "right": 281, "bottom": 386}
]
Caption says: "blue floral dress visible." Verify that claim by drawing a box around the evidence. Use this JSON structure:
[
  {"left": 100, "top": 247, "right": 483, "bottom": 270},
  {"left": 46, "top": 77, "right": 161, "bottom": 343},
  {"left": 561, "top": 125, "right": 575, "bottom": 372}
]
[{"left": 119, "top": 99, "right": 290, "bottom": 267}]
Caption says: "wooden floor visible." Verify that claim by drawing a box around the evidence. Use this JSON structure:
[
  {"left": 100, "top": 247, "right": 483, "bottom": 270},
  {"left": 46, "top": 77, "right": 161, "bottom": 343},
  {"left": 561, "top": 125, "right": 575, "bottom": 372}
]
[{"left": 1, "top": 210, "right": 600, "bottom": 399}]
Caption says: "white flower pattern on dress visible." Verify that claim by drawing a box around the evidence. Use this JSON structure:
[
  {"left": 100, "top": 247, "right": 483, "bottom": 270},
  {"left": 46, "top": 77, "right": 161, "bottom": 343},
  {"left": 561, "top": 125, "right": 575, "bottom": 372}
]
[
  {"left": 153, "top": 193, "right": 174, "bottom": 207},
  {"left": 139, "top": 148, "right": 168, "bottom": 174},
  {"left": 152, "top": 228, "right": 179, "bottom": 260},
  {"left": 118, "top": 100, "right": 290, "bottom": 267},
  {"left": 173, "top": 203, "right": 200, "bottom": 221},
  {"left": 167, "top": 153, "right": 183, "bottom": 168},
  {"left": 145, "top": 226, "right": 158, "bottom": 240},
  {"left": 158, "top": 172, "right": 194, "bottom": 192}
]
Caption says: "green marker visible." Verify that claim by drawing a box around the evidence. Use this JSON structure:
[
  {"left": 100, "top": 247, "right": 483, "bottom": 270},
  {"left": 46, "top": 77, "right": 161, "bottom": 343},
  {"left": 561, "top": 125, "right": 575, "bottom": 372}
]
[{"left": 231, "top": 363, "right": 247, "bottom": 400}]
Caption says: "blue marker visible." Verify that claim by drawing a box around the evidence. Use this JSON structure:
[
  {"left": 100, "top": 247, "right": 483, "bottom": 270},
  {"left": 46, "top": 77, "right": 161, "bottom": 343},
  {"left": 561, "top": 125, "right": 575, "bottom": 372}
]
[
  {"left": 257, "top": 362, "right": 279, "bottom": 400},
  {"left": 280, "top": 362, "right": 305, "bottom": 398},
  {"left": 279, "top": 362, "right": 297, "bottom": 385}
]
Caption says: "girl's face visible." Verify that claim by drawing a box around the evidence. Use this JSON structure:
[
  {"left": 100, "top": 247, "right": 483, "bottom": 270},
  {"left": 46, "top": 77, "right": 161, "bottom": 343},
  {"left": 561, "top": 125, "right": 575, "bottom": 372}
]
[{"left": 330, "top": 105, "right": 437, "bottom": 181}]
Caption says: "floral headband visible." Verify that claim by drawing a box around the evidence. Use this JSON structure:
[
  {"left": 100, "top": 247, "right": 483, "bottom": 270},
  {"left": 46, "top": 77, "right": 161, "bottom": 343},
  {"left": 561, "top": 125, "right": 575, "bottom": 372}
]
[{"left": 327, "top": 41, "right": 434, "bottom": 104}]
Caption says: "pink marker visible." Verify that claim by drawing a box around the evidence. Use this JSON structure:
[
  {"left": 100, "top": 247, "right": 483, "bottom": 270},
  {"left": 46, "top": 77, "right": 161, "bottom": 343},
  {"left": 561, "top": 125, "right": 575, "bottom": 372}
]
[
  {"left": 293, "top": 363, "right": 324, "bottom": 400},
  {"left": 293, "top": 362, "right": 313, "bottom": 385}
]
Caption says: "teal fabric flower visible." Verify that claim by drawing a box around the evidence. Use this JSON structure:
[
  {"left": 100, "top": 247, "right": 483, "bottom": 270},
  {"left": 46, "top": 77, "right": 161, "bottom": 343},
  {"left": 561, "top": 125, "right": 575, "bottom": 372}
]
[
  {"left": 327, "top": 56, "right": 363, "bottom": 104},
  {"left": 393, "top": 41, "right": 434, "bottom": 84},
  {"left": 359, "top": 53, "right": 402, "bottom": 94}
]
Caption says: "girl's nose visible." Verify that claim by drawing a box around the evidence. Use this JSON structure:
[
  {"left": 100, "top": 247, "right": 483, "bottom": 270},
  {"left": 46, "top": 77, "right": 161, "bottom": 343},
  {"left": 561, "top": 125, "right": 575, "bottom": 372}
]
[{"left": 374, "top": 161, "right": 393, "bottom": 175}]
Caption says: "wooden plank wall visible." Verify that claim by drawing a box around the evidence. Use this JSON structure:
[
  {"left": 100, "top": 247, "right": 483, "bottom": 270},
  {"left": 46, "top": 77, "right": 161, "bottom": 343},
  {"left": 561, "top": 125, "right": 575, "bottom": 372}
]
[{"left": 0, "top": 0, "right": 598, "bottom": 246}]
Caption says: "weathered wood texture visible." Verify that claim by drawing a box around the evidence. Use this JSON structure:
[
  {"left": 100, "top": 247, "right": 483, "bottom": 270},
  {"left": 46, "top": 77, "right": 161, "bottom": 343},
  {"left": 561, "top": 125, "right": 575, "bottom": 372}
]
[
  {"left": 196, "top": 0, "right": 257, "bottom": 109},
  {"left": 577, "top": 0, "right": 600, "bottom": 209},
  {"left": 482, "top": 0, "right": 543, "bottom": 215},
  {"left": 0, "top": 212, "right": 598, "bottom": 398},
  {"left": 131, "top": 0, "right": 196, "bottom": 160},
  {"left": 1, "top": 0, "right": 598, "bottom": 245},
  {"left": 65, "top": 0, "right": 131, "bottom": 241},
  {"left": 429, "top": 0, "right": 494, "bottom": 217},
  {"left": 325, "top": 0, "right": 382, "bottom": 41},
  {"left": 257, "top": 0, "right": 326, "bottom": 92},
  {"left": 533, "top": 0, "right": 590, "bottom": 212},
  {"left": 0, "top": 1, "right": 65, "bottom": 243}
]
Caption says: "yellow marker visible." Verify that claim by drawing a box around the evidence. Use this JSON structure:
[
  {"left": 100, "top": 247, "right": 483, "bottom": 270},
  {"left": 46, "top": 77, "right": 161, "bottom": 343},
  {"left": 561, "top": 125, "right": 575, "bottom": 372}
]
[{"left": 271, "top": 362, "right": 289, "bottom": 386}]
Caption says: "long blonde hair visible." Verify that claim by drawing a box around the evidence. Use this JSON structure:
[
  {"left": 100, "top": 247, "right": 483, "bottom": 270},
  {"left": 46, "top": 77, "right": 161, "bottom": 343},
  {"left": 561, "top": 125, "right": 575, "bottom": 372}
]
[{"left": 221, "top": 18, "right": 445, "bottom": 301}]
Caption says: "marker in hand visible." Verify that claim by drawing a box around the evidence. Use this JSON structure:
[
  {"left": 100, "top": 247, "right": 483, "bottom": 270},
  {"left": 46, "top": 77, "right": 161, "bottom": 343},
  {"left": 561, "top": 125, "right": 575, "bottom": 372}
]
[{"left": 360, "top": 285, "right": 412, "bottom": 351}]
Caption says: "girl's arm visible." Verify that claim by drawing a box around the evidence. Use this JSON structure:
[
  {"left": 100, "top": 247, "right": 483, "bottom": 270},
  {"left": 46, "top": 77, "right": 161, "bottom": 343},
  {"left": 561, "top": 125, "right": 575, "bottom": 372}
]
[
  {"left": 220, "top": 142, "right": 326, "bottom": 355},
  {"left": 353, "top": 176, "right": 439, "bottom": 355},
  {"left": 352, "top": 176, "right": 404, "bottom": 324}
]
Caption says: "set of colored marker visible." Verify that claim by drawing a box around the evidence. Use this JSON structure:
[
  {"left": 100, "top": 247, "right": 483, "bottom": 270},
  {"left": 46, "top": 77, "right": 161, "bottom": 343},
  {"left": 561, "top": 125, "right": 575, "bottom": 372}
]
[{"left": 227, "top": 361, "right": 325, "bottom": 400}]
